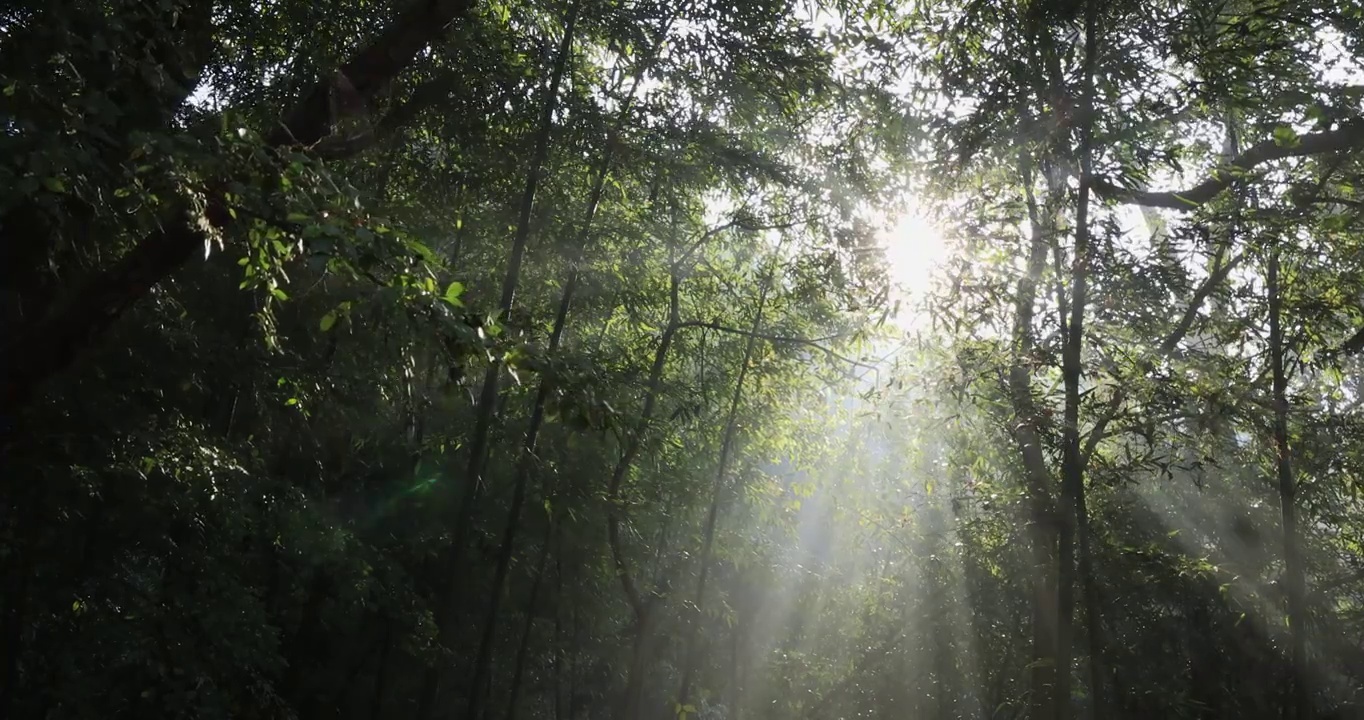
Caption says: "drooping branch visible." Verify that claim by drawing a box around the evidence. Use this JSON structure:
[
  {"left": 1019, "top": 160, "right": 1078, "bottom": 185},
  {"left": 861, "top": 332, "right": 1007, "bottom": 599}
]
[
  {"left": 1095, "top": 119, "right": 1364, "bottom": 210},
  {"left": 673, "top": 213, "right": 818, "bottom": 269}
]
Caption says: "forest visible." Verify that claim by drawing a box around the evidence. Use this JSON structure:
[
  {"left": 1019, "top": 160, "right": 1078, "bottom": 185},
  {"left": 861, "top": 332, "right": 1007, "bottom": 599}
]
[{"left": 3, "top": 0, "right": 1364, "bottom": 718}]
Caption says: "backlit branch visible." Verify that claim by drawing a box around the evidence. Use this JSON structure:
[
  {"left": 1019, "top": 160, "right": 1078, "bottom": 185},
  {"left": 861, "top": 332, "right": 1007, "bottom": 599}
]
[
  {"left": 676, "top": 320, "right": 873, "bottom": 371},
  {"left": 1095, "top": 120, "right": 1364, "bottom": 210},
  {"left": 1080, "top": 251, "right": 1244, "bottom": 469}
]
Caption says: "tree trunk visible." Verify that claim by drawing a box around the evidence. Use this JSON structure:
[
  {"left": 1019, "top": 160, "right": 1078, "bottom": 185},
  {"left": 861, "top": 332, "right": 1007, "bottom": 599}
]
[
  {"left": 505, "top": 517, "right": 556, "bottom": 720},
  {"left": 727, "top": 622, "right": 745, "bottom": 720},
  {"left": 675, "top": 269, "right": 771, "bottom": 713},
  {"left": 606, "top": 263, "right": 682, "bottom": 720},
  {"left": 416, "top": 5, "right": 581, "bottom": 717},
  {"left": 1010, "top": 156, "right": 1060, "bottom": 720},
  {"left": 370, "top": 619, "right": 393, "bottom": 720},
  {"left": 1056, "top": 3, "right": 1104, "bottom": 717},
  {"left": 553, "top": 545, "right": 567, "bottom": 720},
  {"left": 466, "top": 12, "right": 678, "bottom": 708},
  {"left": 1269, "top": 244, "right": 1311, "bottom": 720},
  {"left": 616, "top": 604, "right": 662, "bottom": 720},
  {"left": 604, "top": 215, "right": 752, "bottom": 719}
]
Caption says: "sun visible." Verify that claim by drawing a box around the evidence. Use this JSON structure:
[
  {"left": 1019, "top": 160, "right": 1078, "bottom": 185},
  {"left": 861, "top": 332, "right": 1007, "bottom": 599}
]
[{"left": 878, "top": 198, "right": 952, "bottom": 329}]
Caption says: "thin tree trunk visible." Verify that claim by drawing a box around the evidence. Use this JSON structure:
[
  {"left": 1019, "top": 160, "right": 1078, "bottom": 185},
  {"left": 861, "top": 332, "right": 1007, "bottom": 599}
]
[
  {"left": 0, "top": 547, "right": 29, "bottom": 717},
  {"left": 607, "top": 266, "right": 681, "bottom": 720},
  {"left": 1057, "top": 3, "right": 1104, "bottom": 718},
  {"left": 604, "top": 214, "right": 751, "bottom": 719},
  {"left": 569, "top": 585, "right": 581, "bottom": 720},
  {"left": 553, "top": 545, "right": 566, "bottom": 720},
  {"left": 279, "top": 573, "right": 334, "bottom": 718},
  {"left": 465, "top": 254, "right": 577, "bottom": 720},
  {"left": 465, "top": 14, "right": 679, "bottom": 709},
  {"left": 618, "top": 606, "right": 662, "bottom": 720},
  {"left": 505, "top": 516, "right": 556, "bottom": 720},
  {"left": 1269, "top": 244, "right": 1310, "bottom": 720},
  {"left": 727, "top": 622, "right": 744, "bottom": 720},
  {"left": 1075, "top": 491, "right": 1105, "bottom": 718},
  {"left": 676, "top": 269, "right": 773, "bottom": 713},
  {"left": 416, "top": 6, "right": 581, "bottom": 718},
  {"left": 1012, "top": 155, "right": 1060, "bottom": 720}
]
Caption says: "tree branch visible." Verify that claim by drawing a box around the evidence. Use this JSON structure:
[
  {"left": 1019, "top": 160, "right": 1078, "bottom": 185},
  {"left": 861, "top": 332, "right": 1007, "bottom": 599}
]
[
  {"left": 1095, "top": 120, "right": 1364, "bottom": 210},
  {"left": 673, "top": 213, "right": 816, "bottom": 270},
  {"left": 1080, "top": 251, "right": 1244, "bottom": 469},
  {"left": 1333, "top": 325, "right": 1364, "bottom": 358},
  {"left": 675, "top": 320, "right": 873, "bottom": 370},
  {"left": 0, "top": 0, "right": 475, "bottom": 418},
  {"left": 312, "top": 71, "right": 466, "bottom": 159}
]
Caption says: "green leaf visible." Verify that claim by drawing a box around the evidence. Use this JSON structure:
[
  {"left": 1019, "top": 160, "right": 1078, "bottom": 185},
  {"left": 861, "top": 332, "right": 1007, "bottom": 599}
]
[
  {"left": 409, "top": 241, "right": 438, "bottom": 263},
  {"left": 42, "top": 176, "right": 66, "bottom": 193},
  {"left": 444, "top": 281, "right": 466, "bottom": 307},
  {"left": 320, "top": 311, "right": 338, "bottom": 332},
  {"left": 1272, "top": 125, "right": 1299, "bottom": 147}
]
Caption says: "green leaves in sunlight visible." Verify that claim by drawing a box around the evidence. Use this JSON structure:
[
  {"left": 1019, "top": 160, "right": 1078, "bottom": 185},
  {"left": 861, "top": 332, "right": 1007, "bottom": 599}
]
[{"left": 443, "top": 281, "right": 466, "bottom": 307}]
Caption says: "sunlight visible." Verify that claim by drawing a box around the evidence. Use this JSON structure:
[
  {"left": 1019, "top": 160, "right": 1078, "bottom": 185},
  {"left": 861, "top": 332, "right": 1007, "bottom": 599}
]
[{"left": 879, "top": 198, "right": 953, "bottom": 330}]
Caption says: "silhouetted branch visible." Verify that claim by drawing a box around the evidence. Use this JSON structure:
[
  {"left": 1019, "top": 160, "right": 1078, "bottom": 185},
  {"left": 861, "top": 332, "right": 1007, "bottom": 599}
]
[
  {"left": 1095, "top": 120, "right": 1364, "bottom": 210},
  {"left": 676, "top": 320, "right": 872, "bottom": 370},
  {"left": 1080, "top": 251, "right": 1244, "bottom": 469}
]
